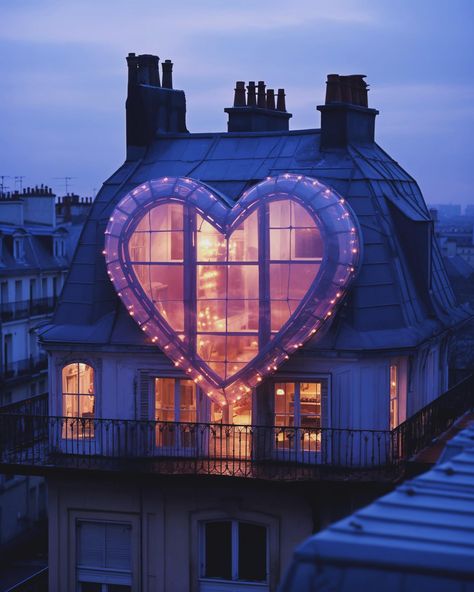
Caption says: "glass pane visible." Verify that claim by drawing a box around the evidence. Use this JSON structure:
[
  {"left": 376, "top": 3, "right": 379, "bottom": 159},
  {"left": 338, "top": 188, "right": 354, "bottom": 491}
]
[
  {"left": 291, "top": 201, "right": 315, "bottom": 227},
  {"left": 226, "top": 362, "right": 245, "bottom": 379},
  {"left": 197, "top": 335, "right": 226, "bottom": 361},
  {"left": 269, "top": 200, "right": 290, "bottom": 228},
  {"left": 271, "top": 301, "right": 291, "bottom": 331},
  {"left": 62, "top": 363, "right": 79, "bottom": 394},
  {"left": 79, "top": 584, "right": 101, "bottom": 592},
  {"left": 291, "top": 228, "right": 322, "bottom": 259},
  {"left": 227, "top": 301, "right": 259, "bottom": 332},
  {"left": 62, "top": 394, "right": 78, "bottom": 417},
  {"left": 270, "top": 264, "right": 289, "bottom": 300},
  {"left": 155, "top": 378, "right": 175, "bottom": 421},
  {"left": 227, "top": 265, "right": 259, "bottom": 299},
  {"left": 204, "top": 521, "right": 232, "bottom": 580},
  {"left": 238, "top": 522, "right": 267, "bottom": 581},
  {"left": 228, "top": 210, "right": 259, "bottom": 261},
  {"left": 197, "top": 217, "right": 226, "bottom": 262},
  {"left": 149, "top": 203, "right": 183, "bottom": 231},
  {"left": 153, "top": 265, "right": 183, "bottom": 300},
  {"left": 197, "top": 265, "right": 226, "bottom": 300},
  {"left": 79, "top": 395, "right": 95, "bottom": 418},
  {"left": 288, "top": 264, "right": 319, "bottom": 299},
  {"left": 207, "top": 361, "right": 226, "bottom": 379},
  {"left": 197, "top": 301, "right": 226, "bottom": 332},
  {"left": 226, "top": 336, "right": 258, "bottom": 362},
  {"left": 274, "top": 383, "right": 295, "bottom": 423},
  {"left": 150, "top": 231, "right": 183, "bottom": 261},
  {"left": 270, "top": 228, "right": 290, "bottom": 260},
  {"left": 179, "top": 380, "right": 196, "bottom": 423},
  {"left": 128, "top": 232, "right": 149, "bottom": 261},
  {"left": 78, "top": 364, "right": 94, "bottom": 395}
]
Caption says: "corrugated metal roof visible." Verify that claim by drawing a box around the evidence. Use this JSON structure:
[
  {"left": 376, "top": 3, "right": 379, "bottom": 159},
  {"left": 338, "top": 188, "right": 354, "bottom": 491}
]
[
  {"left": 40, "top": 128, "right": 469, "bottom": 349},
  {"left": 280, "top": 426, "right": 474, "bottom": 590}
]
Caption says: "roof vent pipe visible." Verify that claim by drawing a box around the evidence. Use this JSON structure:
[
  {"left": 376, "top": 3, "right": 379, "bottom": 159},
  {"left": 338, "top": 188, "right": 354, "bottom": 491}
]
[
  {"left": 266, "top": 89, "right": 275, "bottom": 110},
  {"left": 277, "top": 89, "right": 286, "bottom": 112},
  {"left": 234, "top": 81, "right": 246, "bottom": 107},
  {"left": 162, "top": 59, "right": 173, "bottom": 89},
  {"left": 247, "top": 81, "right": 257, "bottom": 107},
  {"left": 257, "top": 81, "right": 266, "bottom": 108}
]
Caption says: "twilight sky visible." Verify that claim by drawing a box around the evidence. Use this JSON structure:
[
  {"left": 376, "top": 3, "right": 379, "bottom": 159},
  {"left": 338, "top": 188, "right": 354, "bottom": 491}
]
[{"left": 1, "top": 0, "right": 473, "bottom": 205}]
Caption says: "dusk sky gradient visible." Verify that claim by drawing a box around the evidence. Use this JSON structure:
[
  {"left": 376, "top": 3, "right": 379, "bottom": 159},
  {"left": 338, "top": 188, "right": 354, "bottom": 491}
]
[{"left": 1, "top": 0, "right": 473, "bottom": 205}]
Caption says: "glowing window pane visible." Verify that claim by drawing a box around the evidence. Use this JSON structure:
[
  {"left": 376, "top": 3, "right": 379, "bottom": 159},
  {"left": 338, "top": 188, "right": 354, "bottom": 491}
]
[
  {"left": 129, "top": 232, "right": 149, "bottom": 261},
  {"left": 197, "top": 217, "right": 226, "bottom": 262},
  {"left": 291, "top": 201, "right": 315, "bottom": 227},
  {"left": 227, "top": 301, "right": 259, "bottom": 332},
  {"left": 289, "top": 264, "right": 320, "bottom": 299},
  {"left": 291, "top": 228, "right": 322, "bottom": 259},
  {"left": 197, "top": 335, "right": 226, "bottom": 361},
  {"left": 270, "top": 228, "right": 290, "bottom": 260},
  {"left": 227, "top": 265, "right": 259, "bottom": 299},
  {"left": 150, "top": 231, "right": 183, "bottom": 261},
  {"left": 226, "top": 336, "right": 259, "bottom": 362},
  {"left": 269, "top": 200, "right": 291, "bottom": 228},
  {"left": 197, "top": 300, "right": 226, "bottom": 332},
  {"left": 197, "top": 265, "right": 226, "bottom": 300},
  {"left": 228, "top": 210, "right": 259, "bottom": 261},
  {"left": 150, "top": 203, "right": 183, "bottom": 231},
  {"left": 271, "top": 301, "right": 291, "bottom": 332}
]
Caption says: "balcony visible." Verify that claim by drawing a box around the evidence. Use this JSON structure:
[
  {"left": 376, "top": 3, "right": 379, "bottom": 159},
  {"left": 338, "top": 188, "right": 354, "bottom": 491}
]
[
  {"left": 0, "top": 355, "right": 48, "bottom": 382},
  {"left": 0, "top": 376, "right": 473, "bottom": 482},
  {"left": 0, "top": 297, "right": 57, "bottom": 323}
]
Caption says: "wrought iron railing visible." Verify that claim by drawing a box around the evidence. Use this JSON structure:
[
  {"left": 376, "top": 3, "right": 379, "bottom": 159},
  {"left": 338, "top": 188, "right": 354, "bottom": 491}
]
[
  {"left": 0, "top": 414, "right": 393, "bottom": 479},
  {"left": 0, "top": 392, "right": 48, "bottom": 415},
  {"left": 0, "top": 297, "right": 56, "bottom": 322},
  {"left": 391, "top": 372, "right": 474, "bottom": 460},
  {"left": 0, "top": 355, "right": 48, "bottom": 380},
  {"left": 0, "top": 374, "right": 472, "bottom": 481}
]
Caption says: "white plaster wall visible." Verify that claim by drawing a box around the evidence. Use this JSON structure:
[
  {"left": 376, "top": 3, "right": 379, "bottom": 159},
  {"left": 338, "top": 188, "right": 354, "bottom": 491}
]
[{"left": 48, "top": 475, "right": 312, "bottom": 592}]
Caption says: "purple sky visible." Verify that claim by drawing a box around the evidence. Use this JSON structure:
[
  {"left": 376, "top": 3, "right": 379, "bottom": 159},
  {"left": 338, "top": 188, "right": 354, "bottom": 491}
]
[{"left": 1, "top": 0, "right": 473, "bottom": 205}]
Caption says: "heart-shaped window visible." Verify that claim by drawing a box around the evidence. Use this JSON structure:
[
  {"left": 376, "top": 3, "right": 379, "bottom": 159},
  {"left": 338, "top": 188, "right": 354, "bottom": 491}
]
[{"left": 105, "top": 175, "right": 360, "bottom": 405}]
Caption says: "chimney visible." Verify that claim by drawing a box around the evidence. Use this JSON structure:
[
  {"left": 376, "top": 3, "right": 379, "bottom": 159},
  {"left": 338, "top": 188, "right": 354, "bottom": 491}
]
[
  {"left": 162, "top": 59, "right": 173, "bottom": 89},
  {"left": 317, "top": 73, "right": 378, "bottom": 149},
  {"left": 126, "top": 52, "right": 188, "bottom": 158},
  {"left": 225, "top": 80, "right": 292, "bottom": 133}
]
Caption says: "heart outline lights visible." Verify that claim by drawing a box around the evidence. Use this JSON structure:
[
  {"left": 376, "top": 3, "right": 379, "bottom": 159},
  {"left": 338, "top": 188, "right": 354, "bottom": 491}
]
[{"left": 104, "top": 174, "right": 361, "bottom": 405}]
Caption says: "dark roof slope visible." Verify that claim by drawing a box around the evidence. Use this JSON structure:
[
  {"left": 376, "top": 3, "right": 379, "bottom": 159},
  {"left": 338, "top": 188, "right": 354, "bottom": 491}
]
[{"left": 40, "top": 129, "right": 468, "bottom": 351}]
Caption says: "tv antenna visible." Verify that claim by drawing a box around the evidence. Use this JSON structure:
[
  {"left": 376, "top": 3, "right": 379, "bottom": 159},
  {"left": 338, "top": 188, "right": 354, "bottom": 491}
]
[
  {"left": 53, "top": 176, "right": 75, "bottom": 194},
  {"left": 0, "top": 175, "right": 11, "bottom": 194},
  {"left": 14, "top": 176, "right": 26, "bottom": 191}
]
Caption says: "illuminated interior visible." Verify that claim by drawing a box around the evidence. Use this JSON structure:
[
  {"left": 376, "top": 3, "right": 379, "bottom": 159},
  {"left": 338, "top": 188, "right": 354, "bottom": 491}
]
[
  {"left": 128, "top": 200, "right": 322, "bottom": 382},
  {"left": 62, "top": 363, "right": 95, "bottom": 438},
  {"left": 390, "top": 364, "right": 399, "bottom": 429},
  {"left": 104, "top": 174, "right": 361, "bottom": 404}
]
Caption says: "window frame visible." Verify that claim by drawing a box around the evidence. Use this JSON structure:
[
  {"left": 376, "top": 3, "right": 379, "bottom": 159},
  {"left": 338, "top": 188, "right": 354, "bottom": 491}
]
[{"left": 59, "top": 359, "right": 98, "bottom": 441}]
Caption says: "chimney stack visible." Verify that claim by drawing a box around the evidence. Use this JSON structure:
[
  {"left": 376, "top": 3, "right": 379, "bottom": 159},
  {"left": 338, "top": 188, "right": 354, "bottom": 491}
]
[
  {"left": 225, "top": 80, "right": 292, "bottom": 132},
  {"left": 162, "top": 59, "right": 173, "bottom": 89},
  {"left": 318, "top": 73, "right": 377, "bottom": 149},
  {"left": 126, "top": 53, "right": 188, "bottom": 158}
]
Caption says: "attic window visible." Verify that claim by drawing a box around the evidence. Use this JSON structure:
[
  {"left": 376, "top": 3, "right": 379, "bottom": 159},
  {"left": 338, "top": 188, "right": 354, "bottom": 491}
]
[
  {"left": 54, "top": 237, "right": 66, "bottom": 258},
  {"left": 13, "top": 236, "right": 25, "bottom": 261}
]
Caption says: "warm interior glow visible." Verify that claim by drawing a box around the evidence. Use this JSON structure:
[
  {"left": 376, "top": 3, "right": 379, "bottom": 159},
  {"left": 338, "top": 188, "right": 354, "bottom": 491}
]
[
  {"left": 62, "top": 362, "right": 95, "bottom": 438},
  {"left": 390, "top": 364, "right": 399, "bottom": 429},
  {"left": 128, "top": 200, "right": 323, "bottom": 382}
]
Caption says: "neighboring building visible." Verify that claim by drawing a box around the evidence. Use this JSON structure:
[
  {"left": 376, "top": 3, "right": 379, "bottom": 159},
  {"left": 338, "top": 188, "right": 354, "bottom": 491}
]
[
  {"left": 0, "top": 54, "right": 471, "bottom": 591},
  {"left": 0, "top": 186, "right": 91, "bottom": 550},
  {"left": 280, "top": 420, "right": 474, "bottom": 591}
]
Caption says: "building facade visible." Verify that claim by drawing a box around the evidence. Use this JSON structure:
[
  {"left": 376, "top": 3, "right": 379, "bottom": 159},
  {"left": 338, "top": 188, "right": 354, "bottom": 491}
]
[{"left": 1, "top": 54, "right": 469, "bottom": 590}]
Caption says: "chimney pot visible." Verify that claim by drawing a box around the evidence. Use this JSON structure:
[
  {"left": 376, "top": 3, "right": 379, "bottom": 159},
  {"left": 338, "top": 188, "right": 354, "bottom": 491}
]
[
  {"left": 162, "top": 59, "right": 173, "bottom": 89},
  {"left": 339, "top": 76, "right": 353, "bottom": 103},
  {"left": 234, "top": 81, "right": 246, "bottom": 107},
  {"left": 257, "top": 81, "right": 266, "bottom": 108},
  {"left": 247, "top": 81, "right": 257, "bottom": 107},
  {"left": 266, "top": 89, "right": 275, "bottom": 110},
  {"left": 277, "top": 88, "right": 286, "bottom": 112}
]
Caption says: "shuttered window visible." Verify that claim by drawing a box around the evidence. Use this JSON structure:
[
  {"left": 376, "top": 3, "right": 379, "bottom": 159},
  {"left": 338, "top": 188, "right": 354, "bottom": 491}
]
[{"left": 77, "top": 521, "right": 132, "bottom": 591}]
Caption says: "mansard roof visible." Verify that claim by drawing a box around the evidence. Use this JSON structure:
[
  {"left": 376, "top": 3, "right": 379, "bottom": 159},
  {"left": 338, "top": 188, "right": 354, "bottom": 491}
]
[{"left": 40, "top": 127, "right": 468, "bottom": 352}]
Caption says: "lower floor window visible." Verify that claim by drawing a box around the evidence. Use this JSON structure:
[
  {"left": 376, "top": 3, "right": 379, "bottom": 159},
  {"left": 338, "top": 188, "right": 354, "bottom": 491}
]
[
  {"left": 202, "top": 520, "right": 267, "bottom": 583},
  {"left": 76, "top": 520, "right": 132, "bottom": 592}
]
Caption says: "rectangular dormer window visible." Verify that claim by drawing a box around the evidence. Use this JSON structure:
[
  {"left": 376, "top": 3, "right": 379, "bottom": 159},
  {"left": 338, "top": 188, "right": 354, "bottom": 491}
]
[{"left": 13, "top": 237, "right": 25, "bottom": 261}]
